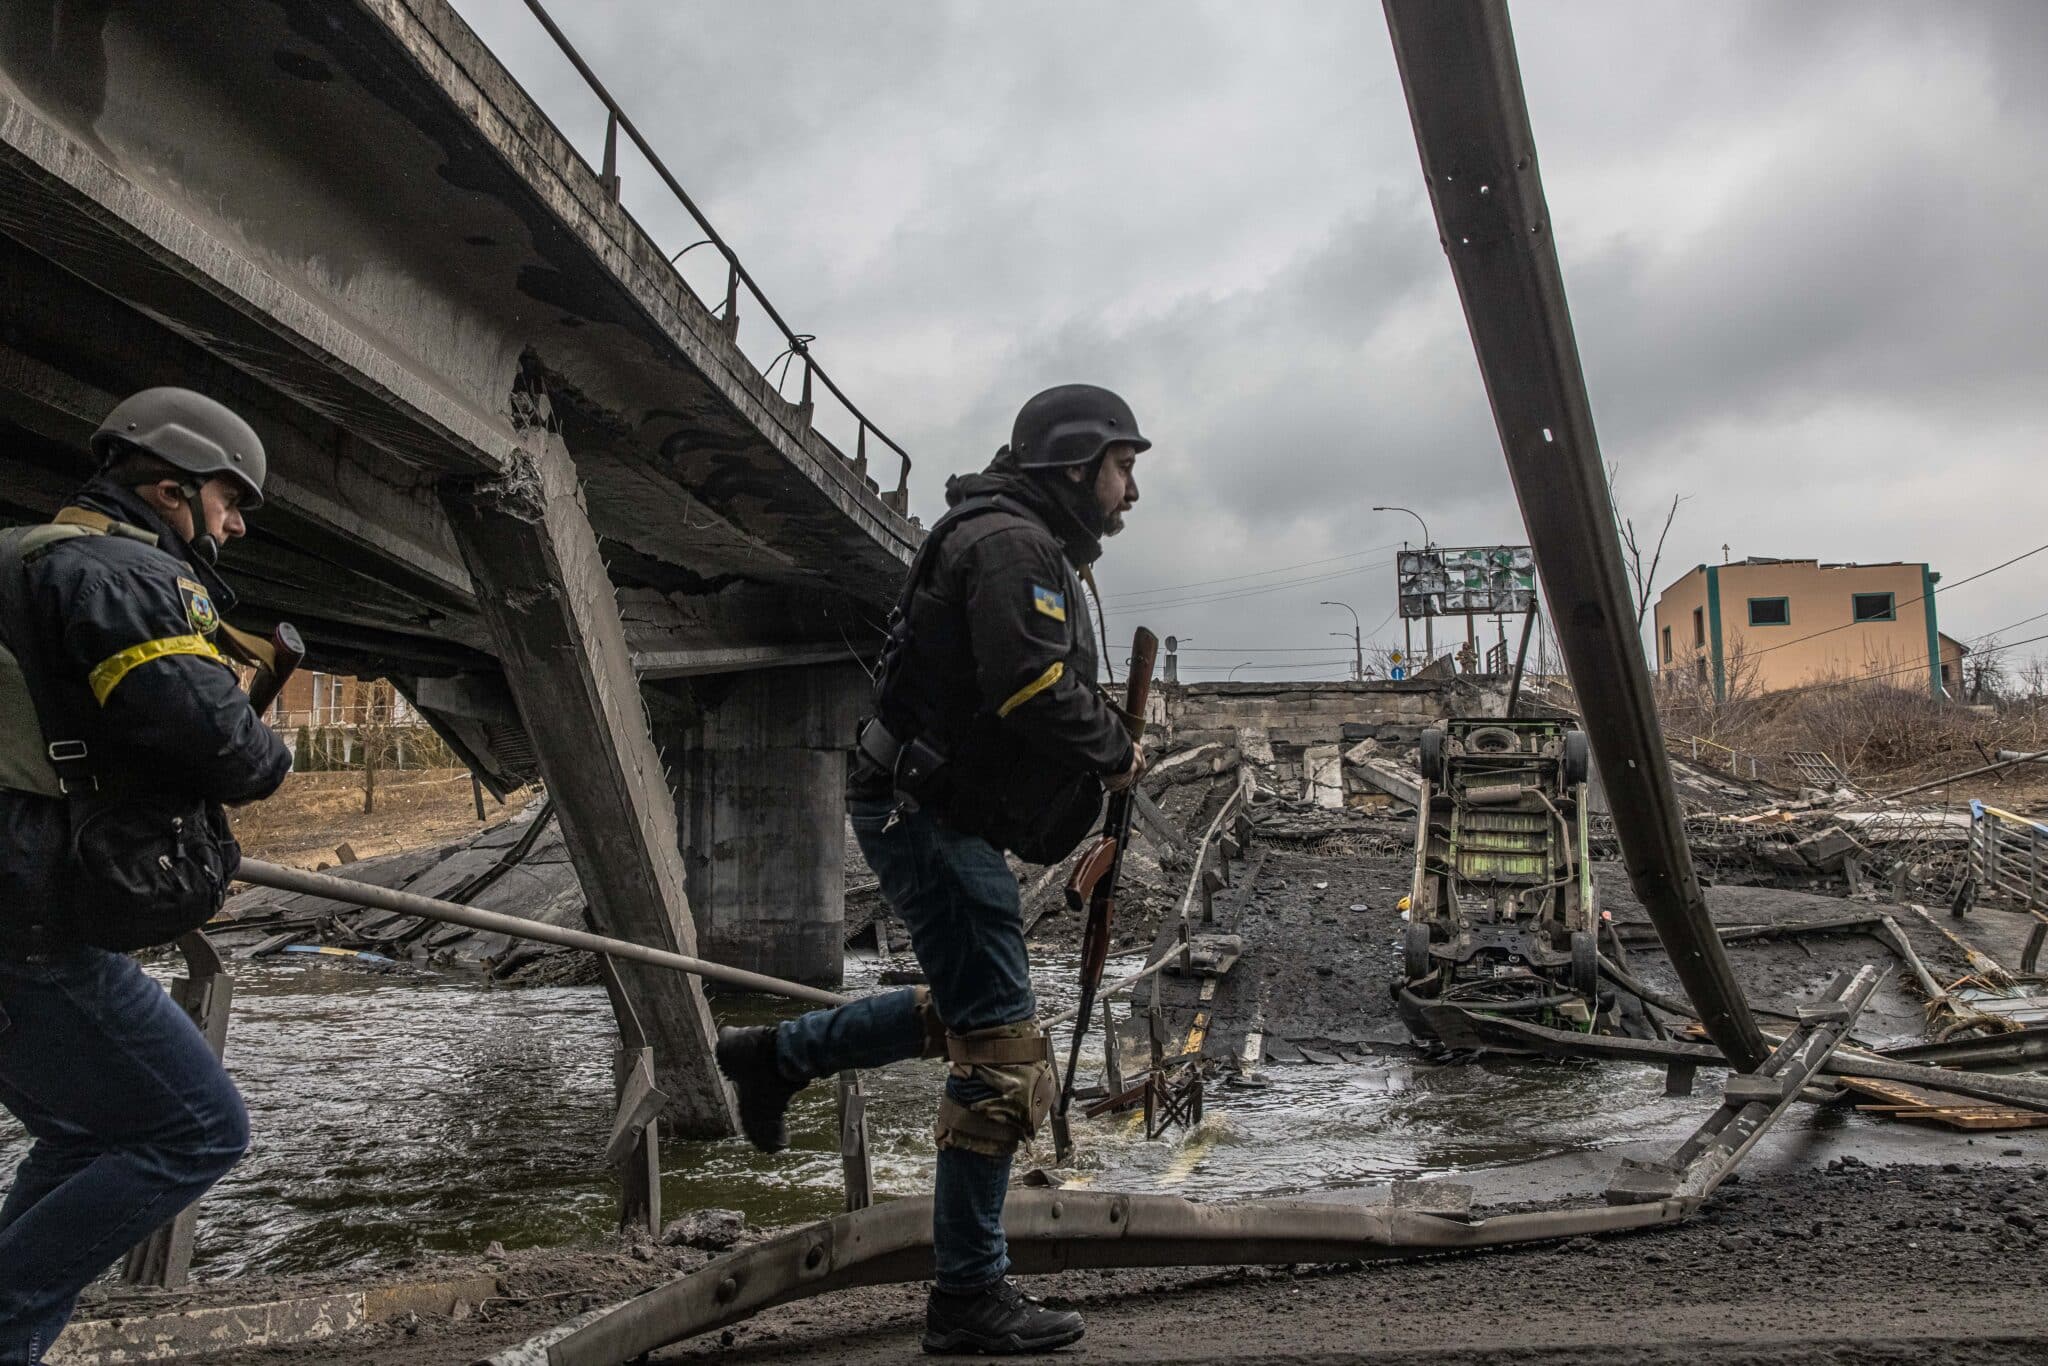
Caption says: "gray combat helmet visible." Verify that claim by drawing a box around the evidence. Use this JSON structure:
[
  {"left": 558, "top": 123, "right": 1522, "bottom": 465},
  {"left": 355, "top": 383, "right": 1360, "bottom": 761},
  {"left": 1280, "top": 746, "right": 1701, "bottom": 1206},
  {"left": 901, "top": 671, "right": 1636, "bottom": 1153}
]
[
  {"left": 91, "top": 387, "right": 267, "bottom": 508},
  {"left": 1009, "top": 384, "right": 1151, "bottom": 471}
]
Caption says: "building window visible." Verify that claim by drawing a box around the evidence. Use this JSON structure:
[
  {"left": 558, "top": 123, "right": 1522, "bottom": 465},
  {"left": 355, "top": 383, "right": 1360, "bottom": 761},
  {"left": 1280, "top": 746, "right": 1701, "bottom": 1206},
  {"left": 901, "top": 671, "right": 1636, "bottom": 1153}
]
[
  {"left": 1692, "top": 606, "right": 1705, "bottom": 646},
  {"left": 1747, "top": 597, "right": 1790, "bottom": 627},
  {"left": 1852, "top": 592, "right": 1896, "bottom": 623},
  {"left": 1661, "top": 625, "right": 1673, "bottom": 664},
  {"left": 1695, "top": 657, "right": 1708, "bottom": 685}
]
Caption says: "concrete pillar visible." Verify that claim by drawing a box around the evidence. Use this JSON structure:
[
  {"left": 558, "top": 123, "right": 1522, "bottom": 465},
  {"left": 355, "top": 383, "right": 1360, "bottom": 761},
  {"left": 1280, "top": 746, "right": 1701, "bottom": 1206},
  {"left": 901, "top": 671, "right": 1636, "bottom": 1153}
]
[
  {"left": 662, "top": 662, "right": 868, "bottom": 986},
  {"left": 439, "top": 423, "right": 736, "bottom": 1138}
]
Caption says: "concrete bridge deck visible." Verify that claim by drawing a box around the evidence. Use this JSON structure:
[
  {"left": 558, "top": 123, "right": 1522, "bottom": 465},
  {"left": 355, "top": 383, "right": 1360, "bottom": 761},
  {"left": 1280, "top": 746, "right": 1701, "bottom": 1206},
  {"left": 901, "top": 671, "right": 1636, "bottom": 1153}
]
[{"left": 0, "top": 0, "right": 922, "bottom": 1135}]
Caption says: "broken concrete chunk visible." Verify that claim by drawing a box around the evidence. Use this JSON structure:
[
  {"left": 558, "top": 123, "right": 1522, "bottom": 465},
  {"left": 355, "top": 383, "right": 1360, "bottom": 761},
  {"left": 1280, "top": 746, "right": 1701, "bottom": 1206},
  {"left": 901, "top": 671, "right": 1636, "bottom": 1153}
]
[{"left": 661, "top": 1208, "right": 746, "bottom": 1250}]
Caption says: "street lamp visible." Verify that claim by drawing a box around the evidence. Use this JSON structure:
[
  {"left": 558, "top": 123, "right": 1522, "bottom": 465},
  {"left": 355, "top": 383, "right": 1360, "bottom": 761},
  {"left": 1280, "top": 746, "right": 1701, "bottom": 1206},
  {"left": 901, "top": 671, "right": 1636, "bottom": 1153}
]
[
  {"left": 1373, "top": 505, "right": 1431, "bottom": 548},
  {"left": 1320, "top": 600, "right": 1364, "bottom": 682},
  {"left": 1226, "top": 661, "right": 1255, "bottom": 680},
  {"left": 1373, "top": 505, "right": 1434, "bottom": 662}
]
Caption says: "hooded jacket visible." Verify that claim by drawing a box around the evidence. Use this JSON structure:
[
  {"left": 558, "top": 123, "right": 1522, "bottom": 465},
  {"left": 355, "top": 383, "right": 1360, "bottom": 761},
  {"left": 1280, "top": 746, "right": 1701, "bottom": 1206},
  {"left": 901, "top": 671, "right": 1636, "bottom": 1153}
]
[
  {"left": 0, "top": 479, "right": 292, "bottom": 952},
  {"left": 856, "top": 451, "right": 1134, "bottom": 852}
]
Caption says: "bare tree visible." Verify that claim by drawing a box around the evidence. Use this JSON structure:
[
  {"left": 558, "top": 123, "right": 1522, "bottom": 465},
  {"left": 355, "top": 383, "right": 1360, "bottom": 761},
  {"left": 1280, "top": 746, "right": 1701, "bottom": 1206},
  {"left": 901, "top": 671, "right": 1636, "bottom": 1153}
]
[
  {"left": 1967, "top": 636, "right": 2008, "bottom": 705},
  {"left": 1607, "top": 463, "right": 1687, "bottom": 659},
  {"left": 358, "top": 680, "right": 397, "bottom": 816}
]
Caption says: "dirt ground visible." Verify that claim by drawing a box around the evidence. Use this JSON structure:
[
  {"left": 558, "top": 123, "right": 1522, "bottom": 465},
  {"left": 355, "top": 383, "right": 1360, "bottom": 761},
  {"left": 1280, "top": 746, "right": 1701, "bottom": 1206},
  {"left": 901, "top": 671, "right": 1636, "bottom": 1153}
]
[
  {"left": 226, "top": 769, "right": 531, "bottom": 869},
  {"left": 161, "top": 1160, "right": 2048, "bottom": 1364}
]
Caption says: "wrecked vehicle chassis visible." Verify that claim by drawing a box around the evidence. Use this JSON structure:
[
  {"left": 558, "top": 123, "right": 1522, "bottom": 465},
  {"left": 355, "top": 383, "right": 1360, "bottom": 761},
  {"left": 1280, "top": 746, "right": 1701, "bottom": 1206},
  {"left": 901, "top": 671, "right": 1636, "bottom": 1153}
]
[{"left": 1404, "top": 718, "right": 1600, "bottom": 1027}]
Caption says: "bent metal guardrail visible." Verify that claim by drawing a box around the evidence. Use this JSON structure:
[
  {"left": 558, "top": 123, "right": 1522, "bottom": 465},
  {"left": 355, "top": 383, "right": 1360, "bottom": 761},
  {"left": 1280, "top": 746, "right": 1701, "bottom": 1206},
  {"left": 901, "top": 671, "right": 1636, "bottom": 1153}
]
[{"left": 514, "top": 0, "right": 913, "bottom": 510}]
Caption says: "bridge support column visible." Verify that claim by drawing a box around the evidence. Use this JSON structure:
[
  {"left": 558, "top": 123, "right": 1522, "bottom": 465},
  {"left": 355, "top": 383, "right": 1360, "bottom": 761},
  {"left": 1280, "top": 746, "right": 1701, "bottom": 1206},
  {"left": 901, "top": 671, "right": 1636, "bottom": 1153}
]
[
  {"left": 439, "top": 428, "right": 736, "bottom": 1138},
  {"left": 663, "top": 662, "right": 868, "bottom": 986}
]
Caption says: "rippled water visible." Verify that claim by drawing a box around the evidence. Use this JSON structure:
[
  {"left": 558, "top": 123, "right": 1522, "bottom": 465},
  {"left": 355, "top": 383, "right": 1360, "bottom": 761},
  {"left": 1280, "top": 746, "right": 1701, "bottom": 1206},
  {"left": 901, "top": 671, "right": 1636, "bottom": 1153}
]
[{"left": 0, "top": 949, "right": 1715, "bottom": 1281}]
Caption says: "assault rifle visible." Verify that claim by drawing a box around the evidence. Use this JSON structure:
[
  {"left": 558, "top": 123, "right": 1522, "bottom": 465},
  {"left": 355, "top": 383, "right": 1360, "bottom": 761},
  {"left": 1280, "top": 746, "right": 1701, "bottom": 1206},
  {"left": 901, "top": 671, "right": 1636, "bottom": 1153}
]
[{"left": 1051, "top": 626, "right": 1157, "bottom": 1163}]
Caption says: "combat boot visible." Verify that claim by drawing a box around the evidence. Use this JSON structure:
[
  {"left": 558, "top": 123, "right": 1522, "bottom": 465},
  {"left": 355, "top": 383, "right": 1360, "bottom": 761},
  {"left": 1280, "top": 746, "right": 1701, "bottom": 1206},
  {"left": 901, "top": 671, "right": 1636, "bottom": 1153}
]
[
  {"left": 714, "top": 1025, "right": 805, "bottom": 1153},
  {"left": 922, "top": 1279, "right": 1084, "bottom": 1355}
]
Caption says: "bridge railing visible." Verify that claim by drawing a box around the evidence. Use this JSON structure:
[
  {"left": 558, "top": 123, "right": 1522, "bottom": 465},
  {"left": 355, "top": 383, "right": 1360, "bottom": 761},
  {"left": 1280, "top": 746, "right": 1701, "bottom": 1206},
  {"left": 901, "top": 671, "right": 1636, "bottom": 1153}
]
[{"left": 516, "top": 0, "right": 914, "bottom": 513}]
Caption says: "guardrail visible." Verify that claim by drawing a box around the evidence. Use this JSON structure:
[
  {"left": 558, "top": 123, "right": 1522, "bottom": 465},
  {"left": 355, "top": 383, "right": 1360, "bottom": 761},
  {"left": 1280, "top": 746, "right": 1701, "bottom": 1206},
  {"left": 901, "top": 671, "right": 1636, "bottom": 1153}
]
[
  {"left": 517, "top": 0, "right": 913, "bottom": 511},
  {"left": 1667, "top": 730, "right": 1764, "bottom": 782},
  {"left": 1962, "top": 802, "right": 2048, "bottom": 970}
]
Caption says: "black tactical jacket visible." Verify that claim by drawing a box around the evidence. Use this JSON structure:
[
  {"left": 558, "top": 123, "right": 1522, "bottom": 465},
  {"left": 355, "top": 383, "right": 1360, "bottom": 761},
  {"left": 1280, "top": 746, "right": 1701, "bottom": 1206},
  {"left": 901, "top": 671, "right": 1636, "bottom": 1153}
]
[
  {"left": 0, "top": 481, "right": 292, "bottom": 952},
  {"left": 857, "top": 456, "right": 1133, "bottom": 848}
]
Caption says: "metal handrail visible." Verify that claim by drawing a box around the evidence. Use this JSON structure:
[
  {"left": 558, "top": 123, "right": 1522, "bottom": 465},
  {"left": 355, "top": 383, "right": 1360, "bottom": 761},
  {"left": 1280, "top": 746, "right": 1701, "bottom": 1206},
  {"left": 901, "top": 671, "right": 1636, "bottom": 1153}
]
[{"left": 516, "top": 0, "right": 913, "bottom": 504}]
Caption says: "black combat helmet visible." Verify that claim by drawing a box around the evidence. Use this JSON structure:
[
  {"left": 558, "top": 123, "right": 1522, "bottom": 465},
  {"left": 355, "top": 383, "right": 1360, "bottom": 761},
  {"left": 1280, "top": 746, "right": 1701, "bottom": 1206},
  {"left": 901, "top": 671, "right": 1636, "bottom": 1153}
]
[
  {"left": 91, "top": 387, "right": 268, "bottom": 508},
  {"left": 1009, "top": 384, "right": 1150, "bottom": 471}
]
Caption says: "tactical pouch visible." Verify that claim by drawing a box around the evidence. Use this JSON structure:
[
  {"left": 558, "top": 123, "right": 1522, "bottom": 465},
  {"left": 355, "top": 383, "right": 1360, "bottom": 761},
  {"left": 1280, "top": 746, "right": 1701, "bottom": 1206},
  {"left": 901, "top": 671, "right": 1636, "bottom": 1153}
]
[
  {"left": 894, "top": 735, "right": 948, "bottom": 796},
  {"left": 64, "top": 789, "right": 239, "bottom": 952}
]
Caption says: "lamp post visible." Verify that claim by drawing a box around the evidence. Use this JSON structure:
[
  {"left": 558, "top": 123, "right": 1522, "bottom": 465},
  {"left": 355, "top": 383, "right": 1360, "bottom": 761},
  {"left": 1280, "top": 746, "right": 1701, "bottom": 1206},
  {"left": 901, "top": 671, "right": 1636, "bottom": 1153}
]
[
  {"left": 1373, "top": 505, "right": 1431, "bottom": 548},
  {"left": 1374, "top": 505, "right": 1434, "bottom": 663},
  {"left": 1320, "top": 600, "right": 1364, "bottom": 682},
  {"left": 1226, "top": 661, "right": 1255, "bottom": 681}
]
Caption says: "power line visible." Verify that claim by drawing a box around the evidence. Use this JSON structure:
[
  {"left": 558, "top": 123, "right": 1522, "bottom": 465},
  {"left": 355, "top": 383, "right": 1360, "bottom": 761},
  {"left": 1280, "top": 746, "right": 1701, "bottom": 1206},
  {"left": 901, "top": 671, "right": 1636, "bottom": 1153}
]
[
  {"left": 1101, "top": 559, "right": 1395, "bottom": 616},
  {"left": 1177, "top": 645, "right": 1371, "bottom": 653},
  {"left": 1741, "top": 540, "right": 2048, "bottom": 661},
  {"left": 1716, "top": 622, "right": 2048, "bottom": 704},
  {"left": 1103, "top": 540, "right": 1405, "bottom": 603}
]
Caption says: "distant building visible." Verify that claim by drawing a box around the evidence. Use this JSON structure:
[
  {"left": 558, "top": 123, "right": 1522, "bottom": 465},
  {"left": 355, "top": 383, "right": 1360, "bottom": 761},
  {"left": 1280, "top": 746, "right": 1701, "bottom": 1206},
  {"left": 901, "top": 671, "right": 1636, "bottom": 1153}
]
[{"left": 1653, "top": 558, "right": 1966, "bottom": 701}]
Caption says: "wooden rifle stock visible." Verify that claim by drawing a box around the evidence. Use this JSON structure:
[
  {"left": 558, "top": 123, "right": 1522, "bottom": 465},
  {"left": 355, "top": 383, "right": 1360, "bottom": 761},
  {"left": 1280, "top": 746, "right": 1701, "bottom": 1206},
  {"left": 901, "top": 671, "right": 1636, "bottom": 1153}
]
[{"left": 1053, "top": 628, "right": 1158, "bottom": 1161}]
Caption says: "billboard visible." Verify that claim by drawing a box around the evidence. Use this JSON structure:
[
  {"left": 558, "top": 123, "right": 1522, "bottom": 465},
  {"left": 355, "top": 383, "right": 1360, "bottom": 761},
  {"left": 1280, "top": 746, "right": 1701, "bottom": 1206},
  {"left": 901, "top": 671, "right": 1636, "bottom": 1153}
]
[{"left": 1397, "top": 545, "right": 1536, "bottom": 619}]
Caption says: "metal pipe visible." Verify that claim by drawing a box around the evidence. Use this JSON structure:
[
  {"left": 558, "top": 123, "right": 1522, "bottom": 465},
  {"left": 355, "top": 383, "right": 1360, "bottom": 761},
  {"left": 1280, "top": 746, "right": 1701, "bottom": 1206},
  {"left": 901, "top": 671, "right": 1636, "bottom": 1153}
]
[
  {"left": 1876, "top": 750, "right": 2048, "bottom": 802},
  {"left": 1382, "top": 0, "right": 1766, "bottom": 1068},
  {"left": 233, "top": 859, "right": 850, "bottom": 1008}
]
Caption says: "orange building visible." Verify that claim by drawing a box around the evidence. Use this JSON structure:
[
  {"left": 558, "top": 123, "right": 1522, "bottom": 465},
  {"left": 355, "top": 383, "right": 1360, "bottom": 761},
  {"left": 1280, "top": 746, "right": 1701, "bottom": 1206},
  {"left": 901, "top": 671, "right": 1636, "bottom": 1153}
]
[{"left": 1653, "top": 558, "right": 1965, "bottom": 701}]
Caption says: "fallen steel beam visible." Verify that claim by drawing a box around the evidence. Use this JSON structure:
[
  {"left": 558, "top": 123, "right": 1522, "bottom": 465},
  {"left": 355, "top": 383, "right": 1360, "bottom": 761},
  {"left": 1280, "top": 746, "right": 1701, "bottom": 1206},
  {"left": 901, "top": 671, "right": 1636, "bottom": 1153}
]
[
  {"left": 234, "top": 859, "right": 850, "bottom": 1008},
  {"left": 1382, "top": 0, "right": 1765, "bottom": 1069}
]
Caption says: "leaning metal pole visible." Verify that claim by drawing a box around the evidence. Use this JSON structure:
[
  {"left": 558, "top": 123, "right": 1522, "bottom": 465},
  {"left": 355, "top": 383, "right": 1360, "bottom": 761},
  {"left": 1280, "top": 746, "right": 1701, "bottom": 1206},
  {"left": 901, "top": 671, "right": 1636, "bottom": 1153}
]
[
  {"left": 1382, "top": 0, "right": 1766, "bottom": 1067},
  {"left": 234, "top": 859, "right": 850, "bottom": 1008}
]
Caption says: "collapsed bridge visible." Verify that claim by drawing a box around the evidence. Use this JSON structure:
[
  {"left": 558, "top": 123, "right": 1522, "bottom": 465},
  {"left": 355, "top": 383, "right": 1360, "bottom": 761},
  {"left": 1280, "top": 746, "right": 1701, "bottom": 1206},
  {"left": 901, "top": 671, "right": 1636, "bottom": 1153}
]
[{"left": 0, "top": 0, "right": 922, "bottom": 1134}]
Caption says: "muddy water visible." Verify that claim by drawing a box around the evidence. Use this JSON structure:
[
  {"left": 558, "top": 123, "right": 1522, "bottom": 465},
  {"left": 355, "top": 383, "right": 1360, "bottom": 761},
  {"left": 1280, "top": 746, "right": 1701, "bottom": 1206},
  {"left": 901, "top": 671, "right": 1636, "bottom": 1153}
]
[{"left": 0, "top": 950, "right": 1716, "bottom": 1282}]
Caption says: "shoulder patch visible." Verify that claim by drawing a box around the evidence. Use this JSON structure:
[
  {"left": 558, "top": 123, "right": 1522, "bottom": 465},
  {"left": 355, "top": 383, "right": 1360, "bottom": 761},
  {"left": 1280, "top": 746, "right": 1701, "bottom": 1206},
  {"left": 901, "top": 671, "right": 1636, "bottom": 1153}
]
[
  {"left": 1031, "top": 584, "right": 1067, "bottom": 622},
  {"left": 178, "top": 577, "right": 219, "bottom": 635}
]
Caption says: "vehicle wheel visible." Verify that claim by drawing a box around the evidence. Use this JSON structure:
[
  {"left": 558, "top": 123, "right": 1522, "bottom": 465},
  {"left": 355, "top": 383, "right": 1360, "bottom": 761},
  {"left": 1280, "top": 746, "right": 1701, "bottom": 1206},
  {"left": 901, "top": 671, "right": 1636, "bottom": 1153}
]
[
  {"left": 1418, "top": 727, "right": 1446, "bottom": 784},
  {"left": 1404, "top": 920, "right": 1434, "bottom": 985},
  {"left": 1563, "top": 731, "right": 1591, "bottom": 786},
  {"left": 1570, "top": 929, "right": 1599, "bottom": 1001}
]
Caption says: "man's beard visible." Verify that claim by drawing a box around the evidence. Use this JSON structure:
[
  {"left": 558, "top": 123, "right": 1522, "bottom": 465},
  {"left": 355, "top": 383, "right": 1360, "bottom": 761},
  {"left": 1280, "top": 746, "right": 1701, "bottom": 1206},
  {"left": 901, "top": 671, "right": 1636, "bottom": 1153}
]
[{"left": 1102, "top": 508, "right": 1126, "bottom": 536}]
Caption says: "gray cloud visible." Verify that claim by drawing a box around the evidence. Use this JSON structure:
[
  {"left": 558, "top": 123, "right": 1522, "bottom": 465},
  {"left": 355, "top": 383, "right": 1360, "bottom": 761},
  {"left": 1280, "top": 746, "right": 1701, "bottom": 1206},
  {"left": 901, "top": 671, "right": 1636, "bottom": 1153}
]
[{"left": 452, "top": 0, "right": 2048, "bottom": 679}]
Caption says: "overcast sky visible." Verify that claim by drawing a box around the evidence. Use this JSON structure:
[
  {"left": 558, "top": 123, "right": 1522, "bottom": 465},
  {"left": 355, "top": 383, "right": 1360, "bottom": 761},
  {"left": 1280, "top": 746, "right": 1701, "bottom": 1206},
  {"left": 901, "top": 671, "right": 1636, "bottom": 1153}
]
[{"left": 450, "top": 0, "right": 2048, "bottom": 684}]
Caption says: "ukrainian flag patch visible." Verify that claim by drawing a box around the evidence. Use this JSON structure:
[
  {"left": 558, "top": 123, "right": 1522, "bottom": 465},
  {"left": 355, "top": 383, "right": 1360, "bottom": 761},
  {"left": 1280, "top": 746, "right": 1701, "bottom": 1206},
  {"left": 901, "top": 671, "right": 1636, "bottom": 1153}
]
[{"left": 1031, "top": 584, "right": 1067, "bottom": 622}]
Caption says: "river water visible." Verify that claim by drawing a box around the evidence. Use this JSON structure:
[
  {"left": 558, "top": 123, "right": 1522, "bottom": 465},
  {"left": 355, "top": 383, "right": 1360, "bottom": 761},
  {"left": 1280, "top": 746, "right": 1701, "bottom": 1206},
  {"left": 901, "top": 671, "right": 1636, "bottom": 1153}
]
[{"left": 0, "top": 949, "right": 1720, "bottom": 1282}]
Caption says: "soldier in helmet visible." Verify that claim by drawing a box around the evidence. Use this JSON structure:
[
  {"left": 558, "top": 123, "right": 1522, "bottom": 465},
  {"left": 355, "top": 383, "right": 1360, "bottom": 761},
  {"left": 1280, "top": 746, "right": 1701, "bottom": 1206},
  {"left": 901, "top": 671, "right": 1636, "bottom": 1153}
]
[
  {"left": 0, "top": 388, "right": 292, "bottom": 1363},
  {"left": 717, "top": 384, "right": 1148, "bottom": 1354}
]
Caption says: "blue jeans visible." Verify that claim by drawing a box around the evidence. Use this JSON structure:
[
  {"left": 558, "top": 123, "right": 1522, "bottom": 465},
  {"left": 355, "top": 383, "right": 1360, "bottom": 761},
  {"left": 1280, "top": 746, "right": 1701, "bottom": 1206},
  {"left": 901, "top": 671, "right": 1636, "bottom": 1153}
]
[
  {"left": 0, "top": 948, "right": 249, "bottom": 1365},
  {"left": 778, "top": 800, "right": 1035, "bottom": 1291}
]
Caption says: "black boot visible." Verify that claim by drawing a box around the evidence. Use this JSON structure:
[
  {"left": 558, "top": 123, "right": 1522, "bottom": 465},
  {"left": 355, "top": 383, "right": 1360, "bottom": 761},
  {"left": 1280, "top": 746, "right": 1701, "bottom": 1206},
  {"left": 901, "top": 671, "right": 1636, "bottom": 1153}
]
[
  {"left": 923, "top": 1279, "right": 1084, "bottom": 1355},
  {"left": 714, "top": 1025, "right": 805, "bottom": 1153}
]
